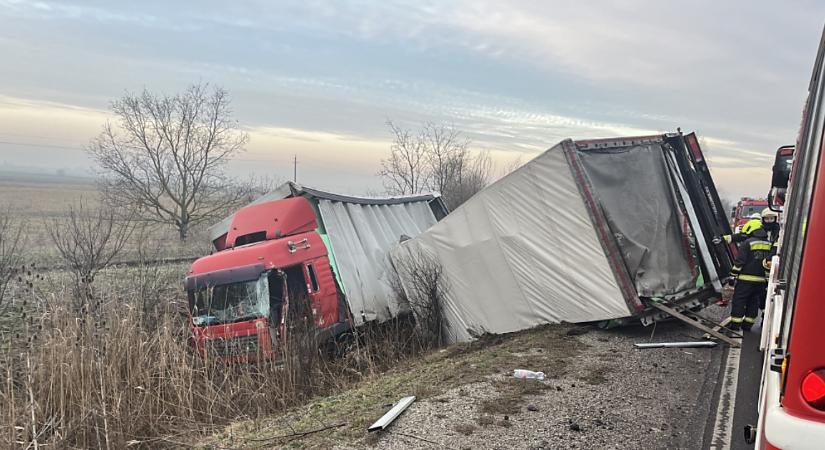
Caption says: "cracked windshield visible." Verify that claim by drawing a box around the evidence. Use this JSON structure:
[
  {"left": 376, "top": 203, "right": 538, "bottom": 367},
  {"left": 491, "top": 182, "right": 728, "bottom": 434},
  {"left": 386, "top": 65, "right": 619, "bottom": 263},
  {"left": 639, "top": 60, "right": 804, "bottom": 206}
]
[{"left": 190, "top": 275, "right": 269, "bottom": 326}]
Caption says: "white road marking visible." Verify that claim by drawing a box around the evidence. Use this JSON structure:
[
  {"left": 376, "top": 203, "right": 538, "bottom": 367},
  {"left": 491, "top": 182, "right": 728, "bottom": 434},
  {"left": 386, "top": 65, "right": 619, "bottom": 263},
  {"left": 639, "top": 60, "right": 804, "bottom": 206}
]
[{"left": 709, "top": 346, "right": 742, "bottom": 450}]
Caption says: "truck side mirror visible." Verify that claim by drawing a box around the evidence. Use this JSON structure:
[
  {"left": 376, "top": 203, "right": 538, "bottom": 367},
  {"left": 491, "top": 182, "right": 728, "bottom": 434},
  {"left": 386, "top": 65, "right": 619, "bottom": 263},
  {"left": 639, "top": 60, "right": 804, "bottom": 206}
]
[{"left": 768, "top": 145, "right": 794, "bottom": 211}]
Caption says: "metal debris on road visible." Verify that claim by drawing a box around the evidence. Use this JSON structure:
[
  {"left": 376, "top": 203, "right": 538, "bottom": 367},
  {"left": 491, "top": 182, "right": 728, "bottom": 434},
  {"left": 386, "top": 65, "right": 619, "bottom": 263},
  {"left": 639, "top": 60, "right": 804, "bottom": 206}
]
[{"left": 634, "top": 341, "right": 718, "bottom": 349}]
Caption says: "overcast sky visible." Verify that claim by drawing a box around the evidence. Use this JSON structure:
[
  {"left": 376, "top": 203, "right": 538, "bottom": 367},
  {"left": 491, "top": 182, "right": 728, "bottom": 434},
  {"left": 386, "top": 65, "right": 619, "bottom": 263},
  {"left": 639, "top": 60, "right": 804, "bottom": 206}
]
[{"left": 0, "top": 0, "right": 823, "bottom": 198}]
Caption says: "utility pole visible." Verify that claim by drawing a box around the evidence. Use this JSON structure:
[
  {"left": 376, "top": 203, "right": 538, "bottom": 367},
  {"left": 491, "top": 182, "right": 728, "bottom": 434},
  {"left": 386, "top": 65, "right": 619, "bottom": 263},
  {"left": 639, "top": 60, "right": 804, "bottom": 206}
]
[{"left": 293, "top": 155, "right": 297, "bottom": 182}]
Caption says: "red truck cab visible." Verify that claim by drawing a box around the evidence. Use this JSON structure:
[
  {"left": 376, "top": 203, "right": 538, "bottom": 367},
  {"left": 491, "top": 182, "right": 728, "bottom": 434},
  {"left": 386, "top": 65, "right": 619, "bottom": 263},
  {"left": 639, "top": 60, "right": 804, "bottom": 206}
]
[{"left": 185, "top": 197, "right": 348, "bottom": 362}]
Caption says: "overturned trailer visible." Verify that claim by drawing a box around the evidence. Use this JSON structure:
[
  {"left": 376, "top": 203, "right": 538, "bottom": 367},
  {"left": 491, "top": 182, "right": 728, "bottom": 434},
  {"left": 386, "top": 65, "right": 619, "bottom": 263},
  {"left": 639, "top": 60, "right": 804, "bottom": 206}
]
[{"left": 391, "top": 132, "right": 734, "bottom": 343}]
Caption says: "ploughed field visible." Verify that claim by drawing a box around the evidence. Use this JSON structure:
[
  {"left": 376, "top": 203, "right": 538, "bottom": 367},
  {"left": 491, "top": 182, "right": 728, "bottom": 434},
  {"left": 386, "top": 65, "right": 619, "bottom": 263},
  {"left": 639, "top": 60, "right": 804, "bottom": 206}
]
[{"left": 0, "top": 175, "right": 211, "bottom": 264}]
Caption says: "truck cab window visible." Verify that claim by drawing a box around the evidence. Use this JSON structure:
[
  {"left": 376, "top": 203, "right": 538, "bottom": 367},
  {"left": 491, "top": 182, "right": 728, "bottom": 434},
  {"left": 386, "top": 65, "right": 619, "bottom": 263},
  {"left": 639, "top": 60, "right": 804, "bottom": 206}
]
[
  {"left": 268, "top": 271, "right": 285, "bottom": 328},
  {"left": 307, "top": 264, "right": 319, "bottom": 292}
]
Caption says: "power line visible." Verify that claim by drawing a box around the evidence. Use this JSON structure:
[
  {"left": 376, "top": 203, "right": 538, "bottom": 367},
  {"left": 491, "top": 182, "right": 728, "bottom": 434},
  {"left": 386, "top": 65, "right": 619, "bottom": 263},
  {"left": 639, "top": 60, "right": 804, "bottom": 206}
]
[
  {"left": 0, "top": 140, "right": 316, "bottom": 178},
  {"left": 0, "top": 139, "right": 84, "bottom": 151}
]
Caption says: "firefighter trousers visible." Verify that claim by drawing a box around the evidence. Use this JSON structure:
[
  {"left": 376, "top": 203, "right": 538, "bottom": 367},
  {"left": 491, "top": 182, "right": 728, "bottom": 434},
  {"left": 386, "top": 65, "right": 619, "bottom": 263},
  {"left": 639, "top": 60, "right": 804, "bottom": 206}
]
[{"left": 730, "top": 280, "right": 767, "bottom": 329}]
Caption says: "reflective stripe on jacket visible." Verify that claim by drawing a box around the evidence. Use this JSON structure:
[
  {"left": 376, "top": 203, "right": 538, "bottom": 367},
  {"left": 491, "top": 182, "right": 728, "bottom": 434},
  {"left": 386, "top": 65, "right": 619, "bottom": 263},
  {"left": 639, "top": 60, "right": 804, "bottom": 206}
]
[{"left": 730, "top": 228, "right": 771, "bottom": 283}]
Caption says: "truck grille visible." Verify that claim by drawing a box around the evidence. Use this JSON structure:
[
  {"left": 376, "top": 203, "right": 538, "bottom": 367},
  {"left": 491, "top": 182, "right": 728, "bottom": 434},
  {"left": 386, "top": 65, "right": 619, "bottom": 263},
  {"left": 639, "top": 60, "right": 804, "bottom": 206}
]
[{"left": 207, "top": 334, "right": 259, "bottom": 358}]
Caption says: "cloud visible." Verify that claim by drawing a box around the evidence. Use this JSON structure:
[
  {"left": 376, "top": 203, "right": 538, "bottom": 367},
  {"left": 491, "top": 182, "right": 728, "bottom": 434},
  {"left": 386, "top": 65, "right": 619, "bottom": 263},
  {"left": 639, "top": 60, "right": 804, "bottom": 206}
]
[
  {"left": 0, "top": 0, "right": 820, "bottom": 199},
  {"left": 0, "top": 0, "right": 199, "bottom": 30},
  {"left": 0, "top": 94, "right": 109, "bottom": 141}
]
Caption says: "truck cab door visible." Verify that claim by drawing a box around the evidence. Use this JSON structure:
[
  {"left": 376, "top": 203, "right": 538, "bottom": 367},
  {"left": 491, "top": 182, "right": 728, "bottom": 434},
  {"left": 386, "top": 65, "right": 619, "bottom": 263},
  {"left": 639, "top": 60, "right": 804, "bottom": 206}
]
[{"left": 303, "top": 259, "right": 339, "bottom": 329}]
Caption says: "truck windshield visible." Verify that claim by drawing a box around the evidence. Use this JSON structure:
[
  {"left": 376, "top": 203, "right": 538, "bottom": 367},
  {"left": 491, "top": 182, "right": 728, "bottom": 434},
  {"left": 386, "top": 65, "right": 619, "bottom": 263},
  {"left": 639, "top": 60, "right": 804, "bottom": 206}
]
[
  {"left": 189, "top": 274, "right": 269, "bottom": 326},
  {"left": 741, "top": 205, "right": 765, "bottom": 217}
]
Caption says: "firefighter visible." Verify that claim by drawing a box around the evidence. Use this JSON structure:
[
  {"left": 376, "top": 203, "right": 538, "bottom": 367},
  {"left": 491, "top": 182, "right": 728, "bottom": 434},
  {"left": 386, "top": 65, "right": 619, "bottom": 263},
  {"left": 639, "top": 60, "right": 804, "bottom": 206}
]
[
  {"left": 719, "top": 212, "right": 763, "bottom": 245},
  {"left": 726, "top": 226, "right": 772, "bottom": 330},
  {"left": 759, "top": 208, "right": 781, "bottom": 311},
  {"left": 761, "top": 207, "right": 780, "bottom": 243},
  {"left": 741, "top": 212, "right": 764, "bottom": 234}
]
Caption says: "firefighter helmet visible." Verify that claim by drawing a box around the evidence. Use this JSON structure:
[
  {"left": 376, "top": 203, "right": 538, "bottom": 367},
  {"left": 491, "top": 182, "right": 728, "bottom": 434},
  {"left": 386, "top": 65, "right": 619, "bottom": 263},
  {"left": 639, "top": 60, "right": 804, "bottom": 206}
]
[
  {"left": 749, "top": 213, "right": 762, "bottom": 219},
  {"left": 741, "top": 218, "right": 763, "bottom": 234},
  {"left": 761, "top": 208, "right": 779, "bottom": 220}
]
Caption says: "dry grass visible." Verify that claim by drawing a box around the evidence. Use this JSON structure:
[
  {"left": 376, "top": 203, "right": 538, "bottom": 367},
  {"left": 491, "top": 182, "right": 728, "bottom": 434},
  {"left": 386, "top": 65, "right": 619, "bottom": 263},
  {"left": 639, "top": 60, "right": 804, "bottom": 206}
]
[
  {"left": 2, "top": 299, "right": 309, "bottom": 449},
  {"left": 0, "top": 262, "right": 437, "bottom": 449},
  {"left": 0, "top": 176, "right": 442, "bottom": 449},
  {"left": 0, "top": 258, "right": 587, "bottom": 450}
]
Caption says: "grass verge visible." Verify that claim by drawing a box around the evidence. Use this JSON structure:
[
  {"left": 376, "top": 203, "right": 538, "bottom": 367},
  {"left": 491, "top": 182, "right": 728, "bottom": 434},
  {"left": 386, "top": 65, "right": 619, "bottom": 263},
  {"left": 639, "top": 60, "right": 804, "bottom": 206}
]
[{"left": 205, "top": 324, "right": 586, "bottom": 449}]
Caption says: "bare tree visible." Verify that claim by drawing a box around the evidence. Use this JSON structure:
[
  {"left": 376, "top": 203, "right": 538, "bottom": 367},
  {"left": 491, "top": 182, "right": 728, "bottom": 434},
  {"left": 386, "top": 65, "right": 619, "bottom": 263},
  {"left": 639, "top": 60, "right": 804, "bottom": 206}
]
[
  {"left": 421, "top": 122, "right": 470, "bottom": 196},
  {"left": 390, "top": 248, "right": 449, "bottom": 349},
  {"left": 379, "top": 121, "right": 492, "bottom": 209},
  {"left": 88, "top": 83, "right": 249, "bottom": 241},
  {"left": 47, "top": 202, "right": 133, "bottom": 314},
  {"left": 236, "top": 174, "right": 283, "bottom": 205},
  {"left": 441, "top": 150, "right": 493, "bottom": 209},
  {"left": 379, "top": 120, "right": 430, "bottom": 195},
  {"left": 0, "top": 211, "right": 25, "bottom": 313}
]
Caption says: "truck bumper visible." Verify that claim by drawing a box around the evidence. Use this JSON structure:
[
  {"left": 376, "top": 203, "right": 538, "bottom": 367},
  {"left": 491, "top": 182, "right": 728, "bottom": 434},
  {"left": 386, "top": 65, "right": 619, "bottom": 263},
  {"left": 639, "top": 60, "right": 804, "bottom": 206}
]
[
  {"left": 757, "top": 349, "right": 825, "bottom": 450},
  {"left": 762, "top": 404, "right": 825, "bottom": 449}
]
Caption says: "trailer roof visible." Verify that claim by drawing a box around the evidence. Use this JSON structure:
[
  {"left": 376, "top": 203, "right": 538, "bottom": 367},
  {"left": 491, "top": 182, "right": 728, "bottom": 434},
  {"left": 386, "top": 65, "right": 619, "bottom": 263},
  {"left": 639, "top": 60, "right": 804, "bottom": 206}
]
[
  {"left": 208, "top": 182, "right": 447, "bottom": 246},
  {"left": 295, "top": 183, "right": 443, "bottom": 206}
]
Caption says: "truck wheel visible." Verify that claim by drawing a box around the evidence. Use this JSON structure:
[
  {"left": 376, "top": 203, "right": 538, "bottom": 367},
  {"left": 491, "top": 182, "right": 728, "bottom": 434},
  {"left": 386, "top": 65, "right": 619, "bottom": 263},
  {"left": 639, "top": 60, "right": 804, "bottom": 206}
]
[{"left": 326, "top": 331, "right": 355, "bottom": 358}]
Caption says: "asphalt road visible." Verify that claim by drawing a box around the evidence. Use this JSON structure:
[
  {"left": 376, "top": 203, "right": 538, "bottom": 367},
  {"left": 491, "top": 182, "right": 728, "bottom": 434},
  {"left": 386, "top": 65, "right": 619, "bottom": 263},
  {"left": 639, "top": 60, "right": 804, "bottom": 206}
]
[
  {"left": 731, "top": 322, "right": 764, "bottom": 450},
  {"left": 700, "top": 315, "right": 764, "bottom": 450}
]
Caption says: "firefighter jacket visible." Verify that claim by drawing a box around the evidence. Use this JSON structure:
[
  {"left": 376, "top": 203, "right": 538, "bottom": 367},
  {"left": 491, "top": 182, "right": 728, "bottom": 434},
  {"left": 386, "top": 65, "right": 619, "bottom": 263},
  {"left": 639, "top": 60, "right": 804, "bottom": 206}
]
[
  {"left": 723, "top": 219, "right": 763, "bottom": 244},
  {"left": 730, "top": 227, "right": 772, "bottom": 283}
]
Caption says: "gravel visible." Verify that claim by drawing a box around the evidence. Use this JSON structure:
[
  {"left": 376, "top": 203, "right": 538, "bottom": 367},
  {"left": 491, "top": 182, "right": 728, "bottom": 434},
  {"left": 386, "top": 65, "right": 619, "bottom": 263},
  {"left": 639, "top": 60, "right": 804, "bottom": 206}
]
[{"left": 340, "top": 307, "right": 727, "bottom": 450}]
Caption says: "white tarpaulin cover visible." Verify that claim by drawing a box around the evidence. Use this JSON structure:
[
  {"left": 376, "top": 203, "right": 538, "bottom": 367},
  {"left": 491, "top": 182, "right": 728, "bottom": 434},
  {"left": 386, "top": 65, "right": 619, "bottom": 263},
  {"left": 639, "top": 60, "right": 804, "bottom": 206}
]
[
  {"left": 391, "top": 143, "right": 632, "bottom": 343},
  {"left": 209, "top": 182, "right": 447, "bottom": 326},
  {"left": 391, "top": 137, "right": 714, "bottom": 342}
]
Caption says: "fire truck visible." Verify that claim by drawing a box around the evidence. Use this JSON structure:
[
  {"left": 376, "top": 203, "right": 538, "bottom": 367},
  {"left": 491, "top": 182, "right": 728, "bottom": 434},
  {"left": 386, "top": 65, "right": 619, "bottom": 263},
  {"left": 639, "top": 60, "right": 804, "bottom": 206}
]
[
  {"left": 752, "top": 24, "right": 825, "bottom": 450},
  {"left": 730, "top": 197, "right": 768, "bottom": 233}
]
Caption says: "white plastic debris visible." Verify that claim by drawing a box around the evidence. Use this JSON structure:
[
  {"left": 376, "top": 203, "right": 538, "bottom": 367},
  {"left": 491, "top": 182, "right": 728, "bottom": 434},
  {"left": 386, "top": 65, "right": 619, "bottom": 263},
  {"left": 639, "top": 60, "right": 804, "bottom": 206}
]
[{"left": 513, "top": 369, "right": 545, "bottom": 380}]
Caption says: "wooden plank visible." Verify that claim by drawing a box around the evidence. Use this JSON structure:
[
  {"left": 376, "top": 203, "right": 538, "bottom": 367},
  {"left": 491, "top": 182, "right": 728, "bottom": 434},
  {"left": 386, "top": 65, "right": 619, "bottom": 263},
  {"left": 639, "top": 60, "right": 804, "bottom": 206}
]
[
  {"left": 680, "top": 311, "right": 743, "bottom": 340},
  {"left": 702, "top": 317, "right": 742, "bottom": 340},
  {"left": 648, "top": 301, "right": 741, "bottom": 347}
]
